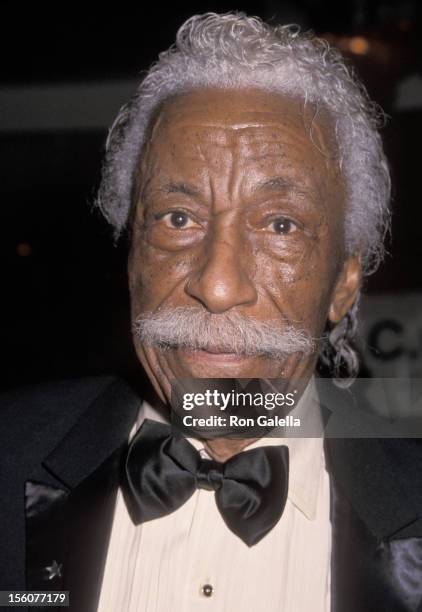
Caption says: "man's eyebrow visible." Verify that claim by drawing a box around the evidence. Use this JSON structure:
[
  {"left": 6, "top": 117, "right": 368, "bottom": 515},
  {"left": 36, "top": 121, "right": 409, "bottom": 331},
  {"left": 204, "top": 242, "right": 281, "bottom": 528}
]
[
  {"left": 253, "top": 176, "right": 304, "bottom": 194},
  {"left": 160, "top": 182, "right": 199, "bottom": 197}
]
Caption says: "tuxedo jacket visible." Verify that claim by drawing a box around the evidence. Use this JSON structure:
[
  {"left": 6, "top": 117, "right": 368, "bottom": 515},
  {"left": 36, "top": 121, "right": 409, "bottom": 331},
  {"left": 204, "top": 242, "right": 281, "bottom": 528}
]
[{"left": 1, "top": 375, "right": 422, "bottom": 612}]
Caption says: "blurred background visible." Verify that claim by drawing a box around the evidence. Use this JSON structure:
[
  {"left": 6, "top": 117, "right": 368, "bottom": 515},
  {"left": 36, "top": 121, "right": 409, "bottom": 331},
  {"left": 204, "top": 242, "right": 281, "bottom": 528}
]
[{"left": 1, "top": 0, "right": 421, "bottom": 391}]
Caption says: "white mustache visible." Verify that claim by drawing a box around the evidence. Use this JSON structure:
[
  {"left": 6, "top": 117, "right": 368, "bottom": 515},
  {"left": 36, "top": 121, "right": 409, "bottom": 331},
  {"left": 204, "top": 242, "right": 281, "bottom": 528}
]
[{"left": 133, "top": 307, "right": 315, "bottom": 358}]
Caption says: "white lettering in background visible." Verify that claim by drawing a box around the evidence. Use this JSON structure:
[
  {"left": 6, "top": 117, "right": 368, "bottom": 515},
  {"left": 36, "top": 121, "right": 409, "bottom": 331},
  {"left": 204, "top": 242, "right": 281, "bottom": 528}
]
[{"left": 360, "top": 293, "right": 422, "bottom": 378}]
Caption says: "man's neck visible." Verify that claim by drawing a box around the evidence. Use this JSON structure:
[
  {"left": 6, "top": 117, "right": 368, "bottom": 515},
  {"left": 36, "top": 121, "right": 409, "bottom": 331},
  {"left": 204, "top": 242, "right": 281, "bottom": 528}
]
[{"left": 202, "top": 436, "right": 260, "bottom": 462}]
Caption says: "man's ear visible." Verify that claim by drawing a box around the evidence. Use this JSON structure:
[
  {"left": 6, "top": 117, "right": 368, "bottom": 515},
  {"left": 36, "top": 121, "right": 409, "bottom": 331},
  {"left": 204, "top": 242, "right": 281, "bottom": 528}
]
[{"left": 328, "top": 253, "right": 362, "bottom": 324}]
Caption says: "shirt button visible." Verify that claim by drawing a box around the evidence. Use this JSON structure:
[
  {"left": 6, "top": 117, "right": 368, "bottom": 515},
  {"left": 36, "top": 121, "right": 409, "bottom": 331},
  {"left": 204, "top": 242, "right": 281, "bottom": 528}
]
[{"left": 202, "top": 584, "right": 213, "bottom": 597}]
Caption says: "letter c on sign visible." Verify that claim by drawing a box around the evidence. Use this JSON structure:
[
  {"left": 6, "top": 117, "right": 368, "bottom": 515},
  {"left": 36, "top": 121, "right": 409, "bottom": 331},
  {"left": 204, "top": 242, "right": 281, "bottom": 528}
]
[{"left": 368, "top": 320, "right": 404, "bottom": 361}]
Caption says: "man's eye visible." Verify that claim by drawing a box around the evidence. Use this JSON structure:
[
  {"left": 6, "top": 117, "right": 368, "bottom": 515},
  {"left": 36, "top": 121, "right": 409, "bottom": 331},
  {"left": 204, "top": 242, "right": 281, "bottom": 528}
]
[
  {"left": 161, "top": 211, "right": 196, "bottom": 229},
  {"left": 270, "top": 217, "right": 297, "bottom": 234}
]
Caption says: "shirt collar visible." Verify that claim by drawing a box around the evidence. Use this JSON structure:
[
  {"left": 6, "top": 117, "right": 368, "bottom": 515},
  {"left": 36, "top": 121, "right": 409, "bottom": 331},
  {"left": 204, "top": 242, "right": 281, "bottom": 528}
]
[{"left": 134, "top": 376, "right": 324, "bottom": 521}]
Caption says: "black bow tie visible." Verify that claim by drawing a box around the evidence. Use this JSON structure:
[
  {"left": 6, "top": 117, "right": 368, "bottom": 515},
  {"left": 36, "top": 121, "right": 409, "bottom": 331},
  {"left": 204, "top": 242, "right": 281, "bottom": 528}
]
[{"left": 121, "top": 419, "right": 289, "bottom": 547}]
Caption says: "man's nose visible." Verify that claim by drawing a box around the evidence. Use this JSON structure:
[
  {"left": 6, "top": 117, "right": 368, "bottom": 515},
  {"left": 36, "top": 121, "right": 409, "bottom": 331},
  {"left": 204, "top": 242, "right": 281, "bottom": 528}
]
[{"left": 185, "top": 224, "right": 257, "bottom": 314}]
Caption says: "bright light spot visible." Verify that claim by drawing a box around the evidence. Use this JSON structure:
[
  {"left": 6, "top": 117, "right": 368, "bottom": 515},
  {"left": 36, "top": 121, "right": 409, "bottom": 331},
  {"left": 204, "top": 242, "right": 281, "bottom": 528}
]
[{"left": 349, "top": 36, "right": 370, "bottom": 55}]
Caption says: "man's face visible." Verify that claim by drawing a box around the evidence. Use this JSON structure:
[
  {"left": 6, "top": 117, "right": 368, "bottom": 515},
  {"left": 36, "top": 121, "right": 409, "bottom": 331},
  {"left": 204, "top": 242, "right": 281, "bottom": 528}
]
[{"left": 128, "top": 88, "right": 359, "bottom": 401}]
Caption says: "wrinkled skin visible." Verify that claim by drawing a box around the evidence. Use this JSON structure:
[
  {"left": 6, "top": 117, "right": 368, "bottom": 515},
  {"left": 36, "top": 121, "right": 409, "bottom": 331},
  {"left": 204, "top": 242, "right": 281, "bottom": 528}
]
[{"left": 128, "top": 88, "right": 361, "bottom": 459}]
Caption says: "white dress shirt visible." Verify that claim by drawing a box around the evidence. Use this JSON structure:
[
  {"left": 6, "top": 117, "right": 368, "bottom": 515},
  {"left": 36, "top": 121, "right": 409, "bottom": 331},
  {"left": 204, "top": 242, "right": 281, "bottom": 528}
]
[{"left": 97, "top": 377, "right": 331, "bottom": 612}]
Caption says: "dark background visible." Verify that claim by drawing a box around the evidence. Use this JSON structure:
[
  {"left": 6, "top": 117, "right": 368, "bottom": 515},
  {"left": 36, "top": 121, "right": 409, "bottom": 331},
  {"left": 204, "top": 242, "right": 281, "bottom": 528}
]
[{"left": 1, "top": 0, "right": 421, "bottom": 390}]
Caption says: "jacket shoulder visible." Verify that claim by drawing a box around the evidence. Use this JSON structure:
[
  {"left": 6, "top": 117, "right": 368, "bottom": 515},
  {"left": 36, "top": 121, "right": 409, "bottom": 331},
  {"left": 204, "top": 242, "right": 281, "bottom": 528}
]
[
  {"left": 380, "top": 438, "right": 422, "bottom": 510},
  {"left": 0, "top": 376, "right": 133, "bottom": 458}
]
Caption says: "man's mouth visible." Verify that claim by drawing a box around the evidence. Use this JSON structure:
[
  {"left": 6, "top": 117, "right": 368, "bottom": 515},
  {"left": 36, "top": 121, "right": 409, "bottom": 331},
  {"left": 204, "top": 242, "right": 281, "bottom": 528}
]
[
  {"left": 196, "top": 345, "right": 239, "bottom": 355},
  {"left": 176, "top": 346, "right": 255, "bottom": 364}
]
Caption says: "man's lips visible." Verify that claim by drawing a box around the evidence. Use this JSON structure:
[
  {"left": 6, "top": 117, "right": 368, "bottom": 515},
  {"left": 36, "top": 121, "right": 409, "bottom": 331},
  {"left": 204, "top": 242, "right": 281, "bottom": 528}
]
[
  {"left": 176, "top": 346, "right": 254, "bottom": 364},
  {"left": 195, "top": 345, "right": 238, "bottom": 355}
]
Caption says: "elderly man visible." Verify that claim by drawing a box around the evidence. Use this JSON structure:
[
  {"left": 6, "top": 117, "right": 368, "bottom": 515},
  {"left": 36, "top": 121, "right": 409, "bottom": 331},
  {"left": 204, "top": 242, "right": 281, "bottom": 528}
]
[{"left": 1, "top": 12, "right": 422, "bottom": 612}]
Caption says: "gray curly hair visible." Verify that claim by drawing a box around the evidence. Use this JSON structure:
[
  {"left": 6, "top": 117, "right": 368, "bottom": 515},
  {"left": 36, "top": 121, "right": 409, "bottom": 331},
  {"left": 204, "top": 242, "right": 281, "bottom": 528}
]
[{"left": 95, "top": 12, "right": 391, "bottom": 386}]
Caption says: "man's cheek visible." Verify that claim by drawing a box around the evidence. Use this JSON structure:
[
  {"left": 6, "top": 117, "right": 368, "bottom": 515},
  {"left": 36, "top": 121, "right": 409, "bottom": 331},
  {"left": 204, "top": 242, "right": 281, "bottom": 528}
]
[
  {"left": 294, "top": 287, "right": 332, "bottom": 334},
  {"left": 254, "top": 242, "right": 323, "bottom": 288},
  {"left": 131, "top": 259, "right": 194, "bottom": 312}
]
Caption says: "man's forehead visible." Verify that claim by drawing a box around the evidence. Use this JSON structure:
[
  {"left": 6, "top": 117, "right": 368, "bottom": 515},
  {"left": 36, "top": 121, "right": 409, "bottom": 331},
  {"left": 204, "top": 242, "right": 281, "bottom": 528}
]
[
  {"left": 154, "top": 121, "right": 306, "bottom": 151},
  {"left": 154, "top": 93, "right": 300, "bottom": 135},
  {"left": 151, "top": 127, "right": 309, "bottom": 167},
  {"left": 161, "top": 86, "right": 302, "bottom": 112},
  {"left": 148, "top": 88, "right": 336, "bottom": 159}
]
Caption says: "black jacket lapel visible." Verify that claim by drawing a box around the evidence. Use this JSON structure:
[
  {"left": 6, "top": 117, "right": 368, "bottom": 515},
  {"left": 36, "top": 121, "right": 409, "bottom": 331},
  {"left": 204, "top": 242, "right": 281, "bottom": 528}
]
[
  {"left": 326, "top": 437, "right": 422, "bottom": 612},
  {"left": 25, "top": 378, "right": 139, "bottom": 611},
  {"left": 25, "top": 481, "right": 69, "bottom": 592}
]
